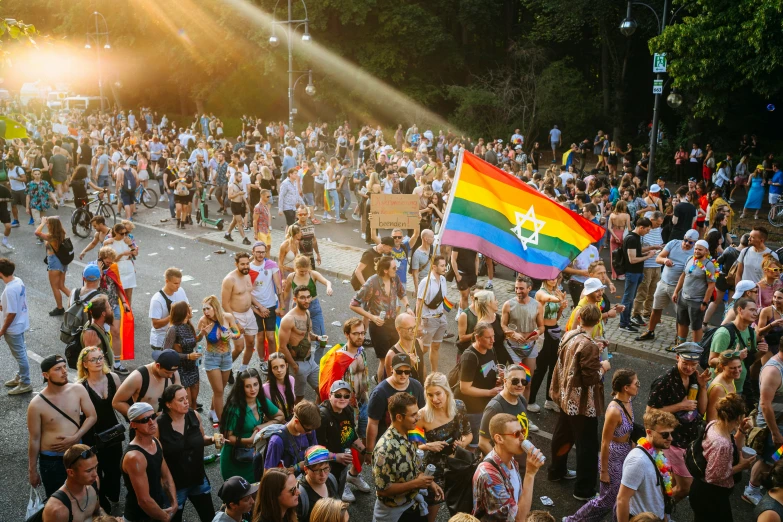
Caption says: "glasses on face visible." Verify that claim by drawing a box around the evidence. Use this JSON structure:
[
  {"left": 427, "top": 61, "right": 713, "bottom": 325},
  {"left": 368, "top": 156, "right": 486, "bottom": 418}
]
[
  {"left": 394, "top": 369, "right": 411, "bottom": 376},
  {"left": 683, "top": 240, "right": 695, "bottom": 245},
  {"left": 654, "top": 430, "right": 673, "bottom": 439},
  {"left": 500, "top": 430, "right": 524, "bottom": 439},
  {"left": 392, "top": 236, "right": 403, "bottom": 240},
  {"left": 287, "top": 485, "right": 300, "bottom": 496},
  {"left": 333, "top": 393, "right": 351, "bottom": 400},
  {"left": 508, "top": 377, "right": 526, "bottom": 387},
  {"left": 134, "top": 413, "right": 158, "bottom": 424},
  {"left": 349, "top": 331, "right": 366, "bottom": 337},
  {"left": 768, "top": 268, "right": 783, "bottom": 273},
  {"left": 88, "top": 356, "right": 104, "bottom": 364},
  {"left": 748, "top": 289, "right": 759, "bottom": 294},
  {"left": 400, "top": 326, "right": 416, "bottom": 334},
  {"left": 309, "top": 465, "right": 331, "bottom": 474}
]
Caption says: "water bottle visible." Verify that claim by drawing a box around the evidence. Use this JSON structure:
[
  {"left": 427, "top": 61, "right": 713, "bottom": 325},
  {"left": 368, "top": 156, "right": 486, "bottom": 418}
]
[
  {"left": 521, "top": 439, "right": 546, "bottom": 465},
  {"left": 203, "top": 453, "right": 219, "bottom": 464}
]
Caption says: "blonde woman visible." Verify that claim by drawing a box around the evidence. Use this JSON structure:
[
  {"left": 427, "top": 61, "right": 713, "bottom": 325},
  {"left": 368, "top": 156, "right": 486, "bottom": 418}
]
[
  {"left": 472, "top": 290, "right": 510, "bottom": 365},
  {"left": 278, "top": 224, "right": 302, "bottom": 281},
  {"left": 77, "top": 346, "right": 122, "bottom": 510},
  {"left": 416, "top": 372, "right": 472, "bottom": 522},
  {"left": 705, "top": 350, "right": 741, "bottom": 422},
  {"left": 197, "top": 295, "right": 241, "bottom": 425},
  {"left": 309, "top": 498, "right": 349, "bottom": 522},
  {"left": 530, "top": 275, "right": 568, "bottom": 412}
]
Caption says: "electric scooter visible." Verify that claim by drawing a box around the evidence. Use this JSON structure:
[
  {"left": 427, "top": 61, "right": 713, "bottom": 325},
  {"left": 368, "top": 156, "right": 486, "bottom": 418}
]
[{"left": 195, "top": 183, "right": 224, "bottom": 231}]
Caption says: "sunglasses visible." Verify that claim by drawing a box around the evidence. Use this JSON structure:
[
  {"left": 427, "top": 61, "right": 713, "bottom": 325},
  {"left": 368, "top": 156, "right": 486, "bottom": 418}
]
[
  {"left": 287, "top": 485, "right": 300, "bottom": 496},
  {"left": 87, "top": 356, "right": 104, "bottom": 364},
  {"left": 134, "top": 413, "right": 158, "bottom": 424},
  {"left": 70, "top": 446, "right": 96, "bottom": 467},
  {"left": 508, "top": 377, "right": 526, "bottom": 387},
  {"left": 392, "top": 236, "right": 403, "bottom": 239},
  {"left": 394, "top": 369, "right": 412, "bottom": 376},
  {"left": 769, "top": 268, "right": 783, "bottom": 273},
  {"left": 723, "top": 350, "right": 742, "bottom": 359},
  {"left": 683, "top": 240, "right": 695, "bottom": 245},
  {"left": 333, "top": 393, "right": 351, "bottom": 399},
  {"left": 654, "top": 430, "right": 673, "bottom": 439},
  {"left": 499, "top": 430, "right": 524, "bottom": 439}
]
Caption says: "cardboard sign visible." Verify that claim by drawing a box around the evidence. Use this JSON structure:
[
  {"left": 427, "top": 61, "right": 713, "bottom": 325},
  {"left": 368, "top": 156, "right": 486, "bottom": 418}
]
[
  {"left": 370, "top": 194, "right": 420, "bottom": 230},
  {"left": 370, "top": 214, "right": 420, "bottom": 229}
]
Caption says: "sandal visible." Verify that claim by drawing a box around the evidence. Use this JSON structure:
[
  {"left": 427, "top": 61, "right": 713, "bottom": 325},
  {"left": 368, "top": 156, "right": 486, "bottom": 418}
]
[
  {"left": 311, "top": 218, "right": 321, "bottom": 225},
  {"left": 665, "top": 344, "right": 677, "bottom": 353}
]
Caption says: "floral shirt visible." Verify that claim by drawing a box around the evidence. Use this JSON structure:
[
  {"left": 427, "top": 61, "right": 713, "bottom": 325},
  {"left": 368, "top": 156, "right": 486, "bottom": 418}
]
[
  {"left": 216, "top": 162, "right": 228, "bottom": 187},
  {"left": 472, "top": 449, "right": 521, "bottom": 522},
  {"left": 648, "top": 365, "right": 703, "bottom": 449},
  {"left": 254, "top": 202, "right": 271, "bottom": 236},
  {"left": 100, "top": 271, "right": 121, "bottom": 308},
  {"left": 373, "top": 425, "right": 422, "bottom": 508},
  {"left": 351, "top": 274, "right": 406, "bottom": 318},
  {"left": 26, "top": 180, "right": 54, "bottom": 211}
]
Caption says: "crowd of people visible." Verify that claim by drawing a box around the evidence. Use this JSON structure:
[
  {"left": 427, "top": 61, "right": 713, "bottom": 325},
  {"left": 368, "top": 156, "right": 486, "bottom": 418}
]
[{"left": 2, "top": 106, "right": 783, "bottom": 522}]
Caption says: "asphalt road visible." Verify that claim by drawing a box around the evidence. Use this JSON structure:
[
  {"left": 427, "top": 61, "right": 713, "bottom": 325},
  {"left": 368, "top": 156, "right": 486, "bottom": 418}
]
[{"left": 0, "top": 204, "right": 757, "bottom": 521}]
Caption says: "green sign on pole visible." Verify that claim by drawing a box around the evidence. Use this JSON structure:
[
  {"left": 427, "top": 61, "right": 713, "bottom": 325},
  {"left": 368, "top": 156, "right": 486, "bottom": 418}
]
[
  {"left": 653, "top": 53, "right": 667, "bottom": 73},
  {"left": 653, "top": 80, "right": 663, "bottom": 94}
]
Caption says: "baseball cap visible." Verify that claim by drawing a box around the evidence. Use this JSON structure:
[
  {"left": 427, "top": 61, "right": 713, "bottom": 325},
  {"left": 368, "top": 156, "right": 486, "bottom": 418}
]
[
  {"left": 128, "top": 159, "right": 138, "bottom": 166},
  {"left": 127, "top": 402, "right": 154, "bottom": 421},
  {"left": 732, "top": 280, "right": 757, "bottom": 300},
  {"left": 649, "top": 184, "right": 661, "bottom": 193},
  {"left": 392, "top": 353, "right": 412, "bottom": 370},
  {"left": 153, "top": 349, "right": 180, "bottom": 371},
  {"left": 674, "top": 342, "right": 702, "bottom": 361},
  {"left": 683, "top": 230, "right": 700, "bottom": 241},
  {"left": 581, "top": 277, "right": 606, "bottom": 297},
  {"left": 304, "top": 445, "right": 334, "bottom": 466},
  {"left": 41, "top": 354, "right": 67, "bottom": 373},
  {"left": 82, "top": 263, "right": 101, "bottom": 282},
  {"left": 218, "top": 476, "right": 259, "bottom": 505},
  {"left": 688, "top": 177, "right": 697, "bottom": 182},
  {"left": 330, "top": 380, "right": 351, "bottom": 394}
]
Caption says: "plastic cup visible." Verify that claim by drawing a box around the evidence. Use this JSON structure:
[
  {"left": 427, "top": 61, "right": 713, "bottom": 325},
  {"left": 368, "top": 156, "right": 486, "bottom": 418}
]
[{"left": 742, "top": 446, "right": 757, "bottom": 459}]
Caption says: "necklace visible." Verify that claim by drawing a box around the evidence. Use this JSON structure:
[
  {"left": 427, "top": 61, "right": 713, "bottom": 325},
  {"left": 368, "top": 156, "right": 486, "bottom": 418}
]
[
  {"left": 65, "top": 484, "right": 89, "bottom": 512},
  {"left": 688, "top": 257, "right": 715, "bottom": 280},
  {"left": 637, "top": 437, "right": 673, "bottom": 497}
]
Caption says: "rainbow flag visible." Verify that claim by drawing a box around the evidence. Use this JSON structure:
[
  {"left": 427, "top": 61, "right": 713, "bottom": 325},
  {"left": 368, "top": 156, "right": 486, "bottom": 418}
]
[
  {"left": 262, "top": 315, "right": 282, "bottom": 359},
  {"left": 324, "top": 187, "right": 334, "bottom": 212},
  {"left": 520, "top": 363, "right": 532, "bottom": 384},
  {"left": 773, "top": 445, "right": 783, "bottom": 462},
  {"left": 438, "top": 151, "right": 605, "bottom": 280},
  {"left": 443, "top": 296, "right": 454, "bottom": 312},
  {"left": 318, "top": 343, "right": 356, "bottom": 402},
  {"left": 104, "top": 263, "right": 135, "bottom": 361},
  {"left": 408, "top": 427, "right": 426, "bottom": 444}
]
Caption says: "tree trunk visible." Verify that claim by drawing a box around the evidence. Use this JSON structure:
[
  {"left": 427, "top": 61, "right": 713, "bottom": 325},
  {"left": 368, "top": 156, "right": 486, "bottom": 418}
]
[
  {"left": 600, "top": 19, "right": 611, "bottom": 118},
  {"left": 195, "top": 98, "right": 205, "bottom": 116},
  {"left": 612, "top": 40, "right": 632, "bottom": 144}
]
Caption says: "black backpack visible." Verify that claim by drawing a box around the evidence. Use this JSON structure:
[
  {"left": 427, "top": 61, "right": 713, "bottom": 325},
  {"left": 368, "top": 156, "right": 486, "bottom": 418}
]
[
  {"left": 54, "top": 237, "right": 75, "bottom": 266},
  {"left": 611, "top": 246, "right": 625, "bottom": 276},
  {"left": 685, "top": 422, "right": 741, "bottom": 483},
  {"left": 122, "top": 168, "right": 137, "bottom": 194},
  {"left": 698, "top": 323, "right": 755, "bottom": 370},
  {"left": 60, "top": 288, "right": 97, "bottom": 343}
]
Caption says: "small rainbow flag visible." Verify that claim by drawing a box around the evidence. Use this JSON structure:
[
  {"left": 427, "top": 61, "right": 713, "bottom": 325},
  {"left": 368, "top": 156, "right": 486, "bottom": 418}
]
[
  {"left": 408, "top": 427, "right": 426, "bottom": 444},
  {"left": 772, "top": 445, "right": 783, "bottom": 462},
  {"left": 443, "top": 296, "right": 454, "bottom": 312},
  {"left": 520, "top": 363, "right": 532, "bottom": 385},
  {"left": 324, "top": 187, "right": 334, "bottom": 212},
  {"left": 438, "top": 151, "right": 605, "bottom": 279}
]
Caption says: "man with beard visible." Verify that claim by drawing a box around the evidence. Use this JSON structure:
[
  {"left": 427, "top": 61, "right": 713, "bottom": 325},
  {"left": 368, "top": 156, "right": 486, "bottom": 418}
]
[
  {"left": 278, "top": 286, "right": 322, "bottom": 402},
  {"left": 221, "top": 252, "right": 263, "bottom": 372},
  {"left": 80, "top": 295, "right": 116, "bottom": 366},
  {"left": 248, "top": 241, "right": 281, "bottom": 358},
  {"left": 615, "top": 409, "right": 679, "bottom": 521},
  {"left": 27, "top": 354, "right": 97, "bottom": 497},
  {"left": 672, "top": 240, "right": 716, "bottom": 344}
]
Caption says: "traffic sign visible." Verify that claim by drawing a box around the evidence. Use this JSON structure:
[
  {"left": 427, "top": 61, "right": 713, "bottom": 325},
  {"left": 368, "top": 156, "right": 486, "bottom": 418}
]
[
  {"left": 653, "top": 53, "right": 667, "bottom": 73},
  {"left": 653, "top": 80, "right": 664, "bottom": 95}
]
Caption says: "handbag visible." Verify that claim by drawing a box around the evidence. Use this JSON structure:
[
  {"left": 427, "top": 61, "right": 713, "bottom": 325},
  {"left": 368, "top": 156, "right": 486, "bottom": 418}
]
[
  {"left": 613, "top": 399, "right": 645, "bottom": 442},
  {"left": 232, "top": 444, "right": 255, "bottom": 463}
]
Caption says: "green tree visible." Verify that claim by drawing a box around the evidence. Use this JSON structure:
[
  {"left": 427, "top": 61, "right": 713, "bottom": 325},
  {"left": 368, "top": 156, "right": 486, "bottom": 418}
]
[{"left": 651, "top": 0, "right": 783, "bottom": 122}]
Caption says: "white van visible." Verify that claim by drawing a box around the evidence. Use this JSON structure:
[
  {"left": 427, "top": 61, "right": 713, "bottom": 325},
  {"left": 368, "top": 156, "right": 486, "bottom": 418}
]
[{"left": 64, "top": 96, "right": 108, "bottom": 112}]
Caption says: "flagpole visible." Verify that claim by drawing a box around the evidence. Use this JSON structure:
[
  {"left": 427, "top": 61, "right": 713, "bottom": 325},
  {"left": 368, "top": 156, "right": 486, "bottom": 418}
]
[{"left": 435, "top": 148, "right": 465, "bottom": 245}]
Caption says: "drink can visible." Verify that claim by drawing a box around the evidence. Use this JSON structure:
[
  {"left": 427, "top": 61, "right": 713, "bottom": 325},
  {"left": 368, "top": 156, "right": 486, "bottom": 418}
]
[
  {"left": 688, "top": 383, "right": 699, "bottom": 401},
  {"left": 214, "top": 433, "right": 224, "bottom": 449},
  {"left": 424, "top": 464, "right": 436, "bottom": 476},
  {"left": 379, "top": 311, "right": 387, "bottom": 321},
  {"left": 345, "top": 448, "right": 352, "bottom": 456}
]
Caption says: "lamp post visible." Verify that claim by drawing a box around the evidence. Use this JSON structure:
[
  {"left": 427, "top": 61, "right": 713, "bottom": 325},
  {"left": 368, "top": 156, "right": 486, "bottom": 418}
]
[
  {"left": 620, "top": 0, "right": 685, "bottom": 187},
  {"left": 85, "top": 11, "right": 110, "bottom": 112},
  {"left": 269, "top": 0, "right": 314, "bottom": 133}
]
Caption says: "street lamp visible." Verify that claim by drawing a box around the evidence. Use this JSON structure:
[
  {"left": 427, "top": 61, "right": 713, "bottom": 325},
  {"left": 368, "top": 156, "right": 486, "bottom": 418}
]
[
  {"left": 269, "top": 0, "right": 314, "bottom": 132},
  {"left": 667, "top": 88, "right": 683, "bottom": 109},
  {"left": 85, "top": 11, "right": 110, "bottom": 112}
]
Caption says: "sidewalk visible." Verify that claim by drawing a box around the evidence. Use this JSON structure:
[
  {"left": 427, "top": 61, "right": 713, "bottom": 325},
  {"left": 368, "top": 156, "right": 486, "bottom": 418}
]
[{"left": 199, "top": 228, "right": 680, "bottom": 365}]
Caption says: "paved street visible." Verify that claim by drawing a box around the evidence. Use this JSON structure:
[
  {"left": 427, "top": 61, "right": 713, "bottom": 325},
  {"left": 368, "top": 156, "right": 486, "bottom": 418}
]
[{"left": 0, "top": 201, "right": 756, "bottom": 521}]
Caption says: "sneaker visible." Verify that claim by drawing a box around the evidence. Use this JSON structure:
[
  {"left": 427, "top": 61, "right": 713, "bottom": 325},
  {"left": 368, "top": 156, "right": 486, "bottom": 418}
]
[
  {"left": 224, "top": 234, "right": 233, "bottom": 242},
  {"left": 28, "top": 217, "right": 34, "bottom": 225},
  {"left": 113, "top": 363, "right": 130, "bottom": 376},
  {"left": 4, "top": 376, "right": 19, "bottom": 388},
  {"left": 228, "top": 371, "right": 235, "bottom": 385},
  {"left": 527, "top": 403, "right": 541, "bottom": 413},
  {"left": 311, "top": 218, "right": 321, "bottom": 225},
  {"left": 443, "top": 332, "right": 455, "bottom": 340},
  {"left": 210, "top": 410, "right": 219, "bottom": 423},
  {"left": 8, "top": 383, "right": 32, "bottom": 395},
  {"left": 341, "top": 486, "right": 356, "bottom": 503},
  {"left": 49, "top": 307, "right": 65, "bottom": 317},
  {"left": 563, "top": 470, "right": 577, "bottom": 480},
  {"left": 347, "top": 473, "right": 371, "bottom": 492},
  {"left": 618, "top": 325, "right": 639, "bottom": 333},
  {"left": 544, "top": 400, "right": 561, "bottom": 412},
  {"left": 352, "top": 213, "right": 361, "bottom": 221},
  {"left": 484, "top": 281, "right": 494, "bottom": 290},
  {"left": 635, "top": 330, "right": 655, "bottom": 341},
  {"left": 743, "top": 485, "right": 763, "bottom": 506},
  {"left": 630, "top": 315, "right": 647, "bottom": 327},
  {"left": 727, "top": 198, "right": 736, "bottom": 204},
  {"left": 528, "top": 421, "right": 540, "bottom": 432},
  {"left": 242, "top": 237, "right": 251, "bottom": 245},
  {"left": 10, "top": 220, "right": 19, "bottom": 228},
  {"left": 335, "top": 219, "right": 347, "bottom": 224},
  {"left": 573, "top": 492, "right": 597, "bottom": 501}
]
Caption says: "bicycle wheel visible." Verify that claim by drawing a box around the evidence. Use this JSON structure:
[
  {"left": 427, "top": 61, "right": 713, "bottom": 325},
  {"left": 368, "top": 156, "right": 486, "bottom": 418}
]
[
  {"left": 769, "top": 205, "right": 783, "bottom": 228},
  {"left": 99, "top": 202, "right": 117, "bottom": 226},
  {"left": 71, "top": 208, "right": 92, "bottom": 238},
  {"left": 140, "top": 188, "right": 159, "bottom": 209}
]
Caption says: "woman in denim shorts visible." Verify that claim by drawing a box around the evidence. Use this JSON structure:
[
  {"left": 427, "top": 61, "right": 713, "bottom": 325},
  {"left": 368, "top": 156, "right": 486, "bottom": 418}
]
[
  {"left": 35, "top": 216, "right": 71, "bottom": 316},
  {"left": 197, "top": 295, "right": 241, "bottom": 425}
]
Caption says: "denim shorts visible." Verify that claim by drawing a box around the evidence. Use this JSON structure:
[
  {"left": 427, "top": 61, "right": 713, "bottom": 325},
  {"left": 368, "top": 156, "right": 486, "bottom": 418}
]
[
  {"left": 204, "top": 351, "right": 232, "bottom": 371},
  {"left": 47, "top": 254, "right": 68, "bottom": 273},
  {"left": 97, "top": 175, "right": 110, "bottom": 188},
  {"left": 303, "top": 192, "right": 315, "bottom": 206},
  {"left": 175, "top": 476, "right": 211, "bottom": 507}
]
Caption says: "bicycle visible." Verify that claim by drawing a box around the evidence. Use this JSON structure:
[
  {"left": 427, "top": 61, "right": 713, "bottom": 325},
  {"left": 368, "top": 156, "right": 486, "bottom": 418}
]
[
  {"left": 71, "top": 190, "right": 117, "bottom": 238},
  {"left": 135, "top": 184, "right": 158, "bottom": 209},
  {"left": 769, "top": 203, "right": 783, "bottom": 228}
]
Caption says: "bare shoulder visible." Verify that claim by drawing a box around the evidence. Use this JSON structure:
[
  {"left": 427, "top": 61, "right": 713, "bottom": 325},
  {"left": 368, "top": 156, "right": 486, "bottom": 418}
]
[{"left": 42, "top": 492, "right": 70, "bottom": 521}]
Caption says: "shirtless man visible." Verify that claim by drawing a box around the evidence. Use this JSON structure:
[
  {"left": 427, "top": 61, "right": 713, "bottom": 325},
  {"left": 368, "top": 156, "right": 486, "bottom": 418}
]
[
  {"left": 78, "top": 215, "right": 110, "bottom": 260},
  {"left": 27, "top": 355, "right": 97, "bottom": 497},
  {"left": 277, "top": 286, "right": 321, "bottom": 402},
  {"left": 42, "top": 444, "right": 105, "bottom": 521},
  {"left": 221, "top": 252, "right": 263, "bottom": 371},
  {"left": 112, "top": 349, "right": 182, "bottom": 420}
]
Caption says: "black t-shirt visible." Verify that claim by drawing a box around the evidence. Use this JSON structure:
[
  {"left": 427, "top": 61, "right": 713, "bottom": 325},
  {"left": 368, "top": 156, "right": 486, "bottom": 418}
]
[
  {"left": 670, "top": 202, "right": 697, "bottom": 239},
  {"left": 316, "top": 401, "right": 357, "bottom": 454},
  {"left": 357, "top": 247, "right": 381, "bottom": 282},
  {"left": 297, "top": 475, "right": 339, "bottom": 522},
  {"left": 78, "top": 146, "right": 93, "bottom": 166},
  {"left": 479, "top": 393, "right": 529, "bottom": 440},
  {"left": 157, "top": 410, "right": 206, "bottom": 489},
  {"left": 455, "top": 248, "right": 478, "bottom": 277},
  {"left": 459, "top": 346, "right": 498, "bottom": 413},
  {"left": 623, "top": 231, "right": 644, "bottom": 274},
  {"left": 368, "top": 379, "right": 425, "bottom": 440},
  {"left": 0, "top": 183, "right": 11, "bottom": 207}
]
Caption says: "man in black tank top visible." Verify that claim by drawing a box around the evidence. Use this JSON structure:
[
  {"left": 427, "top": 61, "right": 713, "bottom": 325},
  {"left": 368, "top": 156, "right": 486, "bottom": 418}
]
[
  {"left": 121, "top": 402, "right": 178, "bottom": 521},
  {"left": 42, "top": 444, "right": 105, "bottom": 521}
]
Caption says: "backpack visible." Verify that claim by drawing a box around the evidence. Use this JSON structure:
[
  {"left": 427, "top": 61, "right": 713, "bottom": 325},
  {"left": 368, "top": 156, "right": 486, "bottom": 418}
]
[
  {"left": 54, "top": 238, "right": 75, "bottom": 267},
  {"left": 698, "top": 323, "right": 755, "bottom": 370},
  {"left": 251, "top": 424, "right": 299, "bottom": 481},
  {"left": 611, "top": 246, "right": 625, "bottom": 276},
  {"left": 64, "top": 325, "right": 88, "bottom": 369},
  {"left": 25, "top": 490, "right": 72, "bottom": 522},
  {"left": 60, "top": 288, "right": 97, "bottom": 343},
  {"left": 122, "top": 168, "right": 137, "bottom": 194},
  {"left": 685, "top": 422, "right": 741, "bottom": 483}
]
